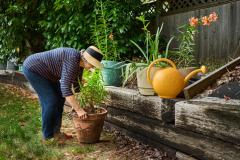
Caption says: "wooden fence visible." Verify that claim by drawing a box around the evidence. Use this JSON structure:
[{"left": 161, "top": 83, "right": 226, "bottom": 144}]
[{"left": 150, "top": 0, "right": 240, "bottom": 62}]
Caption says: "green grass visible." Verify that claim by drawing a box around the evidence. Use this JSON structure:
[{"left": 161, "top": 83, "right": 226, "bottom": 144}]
[
  {"left": 71, "top": 145, "right": 95, "bottom": 154},
  {"left": 0, "top": 85, "right": 60, "bottom": 160},
  {"left": 0, "top": 85, "right": 96, "bottom": 160}
]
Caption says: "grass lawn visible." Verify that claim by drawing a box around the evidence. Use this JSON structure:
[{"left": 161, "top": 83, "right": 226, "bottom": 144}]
[{"left": 0, "top": 84, "right": 101, "bottom": 160}]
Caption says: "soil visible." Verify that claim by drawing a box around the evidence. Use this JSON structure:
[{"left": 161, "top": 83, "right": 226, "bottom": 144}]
[
  {"left": 197, "top": 65, "right": 240, "bottom": 99},
  {"left": 123, "top": 74, "right": 138, "bottom": 90},
  {"left": 4, "top": 83, "right": 176, "bottom": 160}
]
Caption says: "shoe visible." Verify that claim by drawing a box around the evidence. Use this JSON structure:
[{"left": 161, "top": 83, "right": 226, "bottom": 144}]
[
  {"left": 42, "top": 132, "right": 73, "bottom": 145},
  {"left": 54, "top": 132, "right": 73, "bottom": 144}
]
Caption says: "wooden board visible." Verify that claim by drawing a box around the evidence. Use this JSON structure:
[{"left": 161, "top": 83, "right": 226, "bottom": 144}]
[
  {"left": 105, "top": 106, "right": 240, "bottom": 160},
  {"left": 176, "top": 152, "right": 198, "bottom": 160},
  {"left": 14, "top": 71, "right": 27, "bottom": 81},
  {"left": 106, "top": 86, "right": 179, "bottom": 123},
  {"left": 184, "top": 56, "right": 240, "bottom": 99},
  {"left": 175, "top": 97, "right": 240, "bottom": 145},
  {"left": 0, "top": 72, "right": 14, "bottom": 85}
]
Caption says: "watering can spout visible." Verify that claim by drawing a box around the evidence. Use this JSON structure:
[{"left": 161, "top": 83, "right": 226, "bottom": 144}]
[{"left": 184, "top": 66, "right": 207, "bottom": 85}]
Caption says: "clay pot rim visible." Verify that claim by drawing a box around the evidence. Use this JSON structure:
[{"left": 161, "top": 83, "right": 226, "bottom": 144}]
[{"left": 72, "top": 107, "right": 108, "bottom": 119}]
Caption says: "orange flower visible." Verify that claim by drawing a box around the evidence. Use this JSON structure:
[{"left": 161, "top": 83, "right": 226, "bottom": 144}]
[
  {"left": 189, "top": 17, "right": 199, "bottom": 27},
  {"left": 108, "top": 33, "right": 113, "bottom": 40},
  {"left": 208, "top": 12, "right": 218, "bottom": 22},
  {"left": 201, "top": 16, "right": 210, "bottom": 26}
]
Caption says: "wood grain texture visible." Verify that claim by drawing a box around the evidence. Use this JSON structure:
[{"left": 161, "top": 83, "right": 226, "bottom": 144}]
[
  {"left": 106, "top": 106, "right": 240, "bottom": 160},
  {"left": 106, "top": 86, "right": 179, "bottom": 123},
  {"left": 175, "top": 97, "right": 240, "bottom": 145},
  {"left": 176, "top": 152, "right": 198, "bottom": 160}
]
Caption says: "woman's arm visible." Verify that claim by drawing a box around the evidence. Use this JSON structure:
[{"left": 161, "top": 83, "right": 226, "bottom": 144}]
[{"left": 66, "top": 95, "right": 87, "bottom": 120}]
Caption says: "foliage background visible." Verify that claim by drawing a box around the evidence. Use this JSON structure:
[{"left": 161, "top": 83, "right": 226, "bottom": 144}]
[{"left": 0, "top": 0, "right": 157, "bottom": 63}]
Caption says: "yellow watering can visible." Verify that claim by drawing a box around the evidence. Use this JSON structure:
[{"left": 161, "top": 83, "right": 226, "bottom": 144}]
[{"left": 147, "top": 58, "right": 207, "bottom": 98}]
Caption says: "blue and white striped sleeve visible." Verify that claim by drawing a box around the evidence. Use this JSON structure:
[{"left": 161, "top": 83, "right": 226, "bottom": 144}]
[{"left": 60, "top": 57, "right": 79, "bottom": 97}]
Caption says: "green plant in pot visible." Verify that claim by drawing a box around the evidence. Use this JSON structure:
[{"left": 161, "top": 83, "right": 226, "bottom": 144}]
[
  {"left": 92, "top": 0, "right": 124, "bottom": 87},
  {"left": 73, "top": 69, "right": 108, "bottom": 143},
  {"left": 123, "top": 15, "right": 174, "bottom": 95}
]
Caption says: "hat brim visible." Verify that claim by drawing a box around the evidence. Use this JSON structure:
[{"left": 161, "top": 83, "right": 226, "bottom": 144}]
[{"left": 83, "top": 51, "right": 103, "bottom": 69}]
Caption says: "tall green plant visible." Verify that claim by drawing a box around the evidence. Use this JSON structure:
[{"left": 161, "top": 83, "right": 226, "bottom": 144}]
[
  {"left": 171, "top": 24, "right": 197, "bottom": 68},
  {"left": 92, "top": 0, "right": 119, "bottom": 61},
  {"left": 171, "top": 12, "right": 218, "bottom": 68},
  {"left": 122, "top": 15, "right": 174, "bottom": 85},
  {"left": 75, "top": 70, "right": 107, "bottom": 111},
  {"left": 130, "top": 16, "right": 174, "bottom": 65}
]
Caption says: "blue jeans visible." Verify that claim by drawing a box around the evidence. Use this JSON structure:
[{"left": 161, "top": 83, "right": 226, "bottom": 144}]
[{"left": 23, "top": 66, "right": 65, "bottom": 139}]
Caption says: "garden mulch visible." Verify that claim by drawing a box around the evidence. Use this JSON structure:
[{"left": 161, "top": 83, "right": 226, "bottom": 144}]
[{"left": 197, "top": 65, "right": 240, "bottom": 99}]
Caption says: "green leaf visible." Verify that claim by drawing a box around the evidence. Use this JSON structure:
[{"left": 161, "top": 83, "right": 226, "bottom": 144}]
[{"left": 130, "top": 40, "right": 148, "bottom": 64}]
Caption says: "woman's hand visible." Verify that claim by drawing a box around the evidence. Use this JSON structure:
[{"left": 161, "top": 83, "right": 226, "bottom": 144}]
[
  {"left": 76, "top": 109, "right": 88, "bottom": 120},
  {"left": 66, "top": 95, "right": 88, "bottom": 120}
]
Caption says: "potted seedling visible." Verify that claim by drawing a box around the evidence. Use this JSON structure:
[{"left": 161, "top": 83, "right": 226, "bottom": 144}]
[
  {"left": 73, "top": 69, "right": 108, "bottom": 143},
  {"left": 123, "top": 15, "right": 174, "bottom": 95}
]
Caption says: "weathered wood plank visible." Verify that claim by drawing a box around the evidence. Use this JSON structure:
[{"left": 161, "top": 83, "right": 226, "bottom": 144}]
[
  {"left": 0, "top": 72, "right": 14, "bottom": 85},
  {"left": 105, "top": 106, "right": 240, "bottom": 160},
  {"left": 106, "top": 86, "right": 179, "bottom": 123},
  {"left": 175, "top": 97, "right": 240, "bottom": 145},
  {"left": 14, "top": 71, "right": 27, "bottom": 81},
  {"left": 176, "top": 152, "right": 198, "bottom": 160},
  {"left": 183, "top": 56, "right": 240, "bottom": 99}
]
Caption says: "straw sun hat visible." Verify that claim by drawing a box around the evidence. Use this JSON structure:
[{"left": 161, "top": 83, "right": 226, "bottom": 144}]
[{"left": 82, "top": 46, "right": 103, "bottom": 69}]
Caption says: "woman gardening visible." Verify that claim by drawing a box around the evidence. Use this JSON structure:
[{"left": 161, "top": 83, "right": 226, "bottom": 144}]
[{"left": 23, "top": 46, "right": 103, "bottom": 142}]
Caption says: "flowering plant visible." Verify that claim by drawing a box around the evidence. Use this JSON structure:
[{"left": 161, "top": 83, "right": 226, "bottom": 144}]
[{"left": 172, "top": 12, "right": 218, "bottom": 68}]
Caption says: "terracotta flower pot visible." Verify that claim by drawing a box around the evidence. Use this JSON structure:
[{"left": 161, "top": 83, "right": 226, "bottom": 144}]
[{"left": 73, "top": 107, "right": 107, "bottom": 144}]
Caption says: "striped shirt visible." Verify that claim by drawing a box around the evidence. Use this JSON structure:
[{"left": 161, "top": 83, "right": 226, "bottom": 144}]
[{"left": 23, "top": 47, "right": 83, "bottom": 97}]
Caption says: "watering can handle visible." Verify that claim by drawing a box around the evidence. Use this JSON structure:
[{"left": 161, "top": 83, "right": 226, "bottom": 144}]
[{"left": 147, "top": 58, "right": 177, "bottom": 85}]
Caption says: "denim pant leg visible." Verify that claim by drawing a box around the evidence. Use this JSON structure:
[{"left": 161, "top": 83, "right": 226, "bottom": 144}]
[
  {"left": 23, "top": 67, "right": 65, "bottom": 139},
  {"left": 52, "top": 82, "right": 65, "bottom": 134}
]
